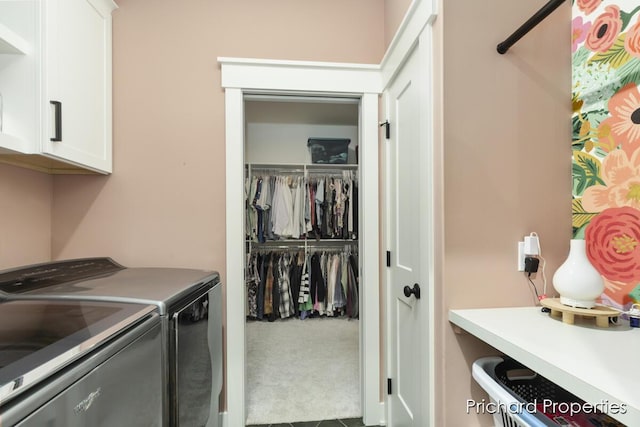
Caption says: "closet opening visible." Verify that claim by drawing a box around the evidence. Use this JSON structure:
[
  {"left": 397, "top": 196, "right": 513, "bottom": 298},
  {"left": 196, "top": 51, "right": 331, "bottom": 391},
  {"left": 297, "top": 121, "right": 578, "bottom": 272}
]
[{"left": 243, "top": 93, "right": 363, "bottom": 425}]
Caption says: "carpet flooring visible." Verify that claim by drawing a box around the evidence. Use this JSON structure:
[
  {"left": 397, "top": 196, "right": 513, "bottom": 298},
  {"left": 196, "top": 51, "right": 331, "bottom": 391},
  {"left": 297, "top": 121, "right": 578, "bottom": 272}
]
[
  {"left": 245, "top": 317, "right": 360, "bottom": 425},
  {"left": 247, "top": 418, "right": 366, "bottom": 427}
]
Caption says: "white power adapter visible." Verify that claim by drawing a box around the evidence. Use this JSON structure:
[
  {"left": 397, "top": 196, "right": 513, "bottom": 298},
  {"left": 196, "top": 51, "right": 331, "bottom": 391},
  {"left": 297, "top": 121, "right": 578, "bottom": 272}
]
[{"left": 524, "top": 235, "right": 539, "bottom": 256}]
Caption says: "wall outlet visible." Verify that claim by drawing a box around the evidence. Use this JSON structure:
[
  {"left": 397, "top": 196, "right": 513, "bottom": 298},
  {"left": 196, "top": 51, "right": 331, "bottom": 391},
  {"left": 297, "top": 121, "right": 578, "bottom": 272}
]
[{"left": 517, "top": 241, "right": 525, "bottom": 271}]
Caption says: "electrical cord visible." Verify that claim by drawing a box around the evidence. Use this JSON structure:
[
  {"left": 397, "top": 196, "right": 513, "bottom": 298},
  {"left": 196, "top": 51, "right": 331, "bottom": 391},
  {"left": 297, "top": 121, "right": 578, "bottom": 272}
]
[
  {"left": 594, "top": 302, "right": 639, "bottom": 316},
  {"left": 526, "top": 274, "right": 541, "bottom": 301},
  {"left": 522, "top": 232, "right": 551, "bottom": 307},
  {"left": 529, "top": 232, "right": 548, "bottom": 297}
]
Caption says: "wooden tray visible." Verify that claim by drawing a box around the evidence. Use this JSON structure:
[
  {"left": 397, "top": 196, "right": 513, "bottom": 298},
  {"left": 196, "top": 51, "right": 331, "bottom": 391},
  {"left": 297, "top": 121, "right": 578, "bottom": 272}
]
[{"left": 540, "top": 298, "right": 619, "bottom": 328}]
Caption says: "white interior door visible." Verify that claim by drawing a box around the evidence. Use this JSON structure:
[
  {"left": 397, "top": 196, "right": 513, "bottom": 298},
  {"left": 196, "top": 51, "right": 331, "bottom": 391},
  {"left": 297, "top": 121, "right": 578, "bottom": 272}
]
[{"left": 385, "top": 45, "right": 430, "bottom": 427}]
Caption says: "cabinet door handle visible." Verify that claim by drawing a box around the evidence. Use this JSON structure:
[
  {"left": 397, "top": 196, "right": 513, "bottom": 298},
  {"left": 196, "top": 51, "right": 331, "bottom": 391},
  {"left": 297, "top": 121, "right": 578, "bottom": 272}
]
[{"left": 50, "top": 100, "right": 62, "bottom": 141}]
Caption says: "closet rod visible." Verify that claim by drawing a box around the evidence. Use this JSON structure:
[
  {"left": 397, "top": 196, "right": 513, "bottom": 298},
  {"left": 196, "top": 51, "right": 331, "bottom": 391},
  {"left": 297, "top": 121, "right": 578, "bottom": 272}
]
[
  {"left": 250, "top": 167, "right": 305, "bottom": 173},
  {"left": 306, "top": 164, "right": 358, "bottom": 168},
  {"left": 248, "top": 168, "right": 357, "bottom": 176},
  {"left": 307, "top": 167, "right": 357, "bottom": 172},
  {"left": 251, "top": 240, "right": 357, "bottom": 245},
  {"left": 251, "top": 245, "right": 306, "bottom": 251},
  {"left": 497, "top": 0, "right": 566, "bottom": 54},
  {"left": 250, "top": 247, "right": 357, "bottom": 252},
  {"left": 309, "top": 170, "right": 357, "bottom": 178},
  {"left": 306, "top": 240, "right": 358, "bottom": 245},
  {"left": 248, "top": 240, "right": 306, "bottom": 245},
  {"left": 249, "top": 164, "right": 357, "bottom": 170},
  {"left": 250, "top": 242, "right": 357, "bottom": 251}
]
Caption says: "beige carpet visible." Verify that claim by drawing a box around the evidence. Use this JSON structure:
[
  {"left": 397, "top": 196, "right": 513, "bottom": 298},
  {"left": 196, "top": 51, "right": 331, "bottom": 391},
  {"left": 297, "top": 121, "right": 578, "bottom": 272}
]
[{"left": 245, "top": 317, "right": 360, "bottom": 425}]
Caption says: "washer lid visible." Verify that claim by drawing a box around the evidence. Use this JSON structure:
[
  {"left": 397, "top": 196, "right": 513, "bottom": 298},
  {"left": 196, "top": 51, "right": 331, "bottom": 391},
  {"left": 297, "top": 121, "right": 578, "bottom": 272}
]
[
  {"left": 0, "top": 259, "right": 219, "bottom": 316},
  {"left": 0, "top": 299, "right": 156, "bottom": 406}
]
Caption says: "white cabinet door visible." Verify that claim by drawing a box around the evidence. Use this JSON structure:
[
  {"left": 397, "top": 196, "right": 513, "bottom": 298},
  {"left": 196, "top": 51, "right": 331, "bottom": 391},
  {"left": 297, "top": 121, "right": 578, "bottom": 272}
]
[{"left": 42, "top": 0, "right": 115, "bottom": 173}]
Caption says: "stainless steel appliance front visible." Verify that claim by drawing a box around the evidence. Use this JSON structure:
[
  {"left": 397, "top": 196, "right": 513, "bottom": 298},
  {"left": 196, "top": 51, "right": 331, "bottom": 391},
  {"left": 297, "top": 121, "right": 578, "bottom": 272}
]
[{"left": 0, "top": 299, "right": 163, "bottom": 426}]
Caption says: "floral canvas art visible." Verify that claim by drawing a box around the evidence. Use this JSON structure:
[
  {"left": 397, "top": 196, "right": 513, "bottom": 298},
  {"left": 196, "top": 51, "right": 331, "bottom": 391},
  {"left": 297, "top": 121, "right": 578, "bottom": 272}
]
[{"left": 573, "top": 0, "right": 640, "bottom": 308}]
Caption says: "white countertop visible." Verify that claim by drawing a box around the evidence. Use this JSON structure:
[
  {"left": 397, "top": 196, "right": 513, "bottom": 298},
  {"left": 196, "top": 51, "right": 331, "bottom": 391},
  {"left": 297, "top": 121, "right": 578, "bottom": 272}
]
[{"left": 449, "top": 306, "right": 640, "bottom": 426}]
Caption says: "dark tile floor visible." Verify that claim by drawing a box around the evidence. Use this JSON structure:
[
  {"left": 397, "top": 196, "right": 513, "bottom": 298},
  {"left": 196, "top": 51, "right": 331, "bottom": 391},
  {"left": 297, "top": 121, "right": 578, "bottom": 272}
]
[{"left": 247, "top": 417, "right": 368, "bottom": 427}]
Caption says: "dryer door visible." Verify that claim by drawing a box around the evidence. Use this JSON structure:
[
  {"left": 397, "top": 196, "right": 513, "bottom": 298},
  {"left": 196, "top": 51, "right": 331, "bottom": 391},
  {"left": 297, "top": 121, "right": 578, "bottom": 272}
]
[{"left": 172, "top": 289, "right": 214, "bottom": 426}]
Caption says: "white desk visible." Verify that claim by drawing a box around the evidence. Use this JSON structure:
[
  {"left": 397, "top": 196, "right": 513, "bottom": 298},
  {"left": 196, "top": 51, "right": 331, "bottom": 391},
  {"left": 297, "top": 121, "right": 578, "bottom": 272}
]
[{"left": 449, "top": 307, "right": 640, "bottom": 426}]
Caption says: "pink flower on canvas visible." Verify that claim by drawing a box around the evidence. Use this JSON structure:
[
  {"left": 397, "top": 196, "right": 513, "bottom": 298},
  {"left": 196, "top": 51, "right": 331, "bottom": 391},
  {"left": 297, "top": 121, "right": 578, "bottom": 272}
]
[
  {"left": 572, "top": 17, "right": 592, "bottom": 52},
  {"left": 585, "top": 206, "right": 640, "bottom": 283},
  {"left": 599, "top": 83, "right": 640, "bottom": 157},
  {"left": 585, "top": 6, "right": 622, "bottom": 52},
  {"left": 602, "top": 277, "right": 636, "bottom": 305},
  {"left": 582, "top": 149, "right": 640, "bottom": 212},
  {"left": 625, "top": 17, "right": 640, "bottom": 59},
  {"left": 577, "top": 0, "right": 602, "bottom": 15}
]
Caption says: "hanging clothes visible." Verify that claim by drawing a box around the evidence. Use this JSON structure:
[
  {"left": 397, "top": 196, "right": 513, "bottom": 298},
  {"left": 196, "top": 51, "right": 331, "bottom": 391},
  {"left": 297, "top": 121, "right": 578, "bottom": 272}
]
[
  {"left": 247, "top": 170, "right": 357, "bottom": 243},
  {"left": 277, "top": 254, "right": 294, "bottom": 318},
  {"left": 264, "top": 256, "right": 274, "bottom": 318},
  {"left": 346, "top": 252, "right": 359, "bottom": 318},
  {"left": 246, "top": 253, "right": 259, "bottom": 318},
  {"left": 298, "top": 256, "right": 313, "bottom": 318},
  {"left": 245, "top": 165, "right": 358, "bottom": 323},
  {"left": 246, "top": 246, "right": 358, "bottom": 321}
]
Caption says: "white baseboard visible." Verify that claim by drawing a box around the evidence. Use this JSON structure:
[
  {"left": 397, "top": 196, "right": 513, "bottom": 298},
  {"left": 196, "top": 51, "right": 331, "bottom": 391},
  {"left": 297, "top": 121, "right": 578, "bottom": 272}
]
[
  {"left": 377, "top": 400, "right": 387, "bottom": 426},
  {"left": 363, "top": 401, "right": 386, "bottom": 426}
]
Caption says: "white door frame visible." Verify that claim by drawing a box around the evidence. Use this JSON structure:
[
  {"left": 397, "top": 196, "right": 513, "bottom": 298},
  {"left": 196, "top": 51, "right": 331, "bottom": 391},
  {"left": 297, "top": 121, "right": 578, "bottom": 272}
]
[{"left": 220, "top": 57, "right": 383, "bottom": 427}]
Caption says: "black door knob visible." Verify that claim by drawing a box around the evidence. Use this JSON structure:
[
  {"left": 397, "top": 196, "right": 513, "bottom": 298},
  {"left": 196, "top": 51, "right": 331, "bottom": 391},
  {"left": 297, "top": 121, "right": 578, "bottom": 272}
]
[{"left": 403, "top": 283, "right": 421, "bottom": 299}]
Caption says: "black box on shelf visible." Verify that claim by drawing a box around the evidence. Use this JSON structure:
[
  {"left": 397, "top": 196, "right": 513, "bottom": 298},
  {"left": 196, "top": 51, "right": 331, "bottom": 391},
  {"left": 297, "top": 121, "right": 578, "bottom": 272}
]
[{"left": 307, "top": 138, "right": 350, "bottom": 164}]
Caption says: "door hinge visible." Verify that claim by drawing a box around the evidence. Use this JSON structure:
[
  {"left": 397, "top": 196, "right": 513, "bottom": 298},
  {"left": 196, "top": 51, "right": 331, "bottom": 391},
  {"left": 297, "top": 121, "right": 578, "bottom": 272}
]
[
  {"left": 387, "top": 378, "right": 392, "bottom": 395},
  {"left": 380, "top": 120, "right": 390, "bottom": 139},
  {"left": 386, "top": 251, "right": 391, "bottom": 267}
]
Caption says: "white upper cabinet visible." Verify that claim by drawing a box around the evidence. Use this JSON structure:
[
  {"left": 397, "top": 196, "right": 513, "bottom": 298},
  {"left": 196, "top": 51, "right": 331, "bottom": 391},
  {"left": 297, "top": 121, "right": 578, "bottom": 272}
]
[{"left": 0, "top": 0, "right": 116, "bottom": 174}]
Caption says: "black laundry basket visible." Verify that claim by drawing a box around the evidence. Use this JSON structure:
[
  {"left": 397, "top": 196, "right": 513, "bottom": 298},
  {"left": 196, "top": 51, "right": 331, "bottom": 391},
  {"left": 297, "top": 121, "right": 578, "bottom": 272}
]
[
  {"left": 472, "top": 357, "right": 627, "bottom": 427},
  {"left": 493, "top": 357, "right": 576, "bottom": 405}
]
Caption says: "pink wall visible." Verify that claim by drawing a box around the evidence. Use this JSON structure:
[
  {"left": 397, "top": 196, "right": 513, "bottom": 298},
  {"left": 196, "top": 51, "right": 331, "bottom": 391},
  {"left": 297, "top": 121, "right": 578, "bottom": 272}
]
[
  {"left": 52, "top": 0, "right": 385, "bottom": 271},
  {"left": 438, "top": 0, "right": 572, "bottom": 425},
  {"left": 384, "top": 0, "right": 413, "bottom": 48},
  {"left": 51, "top": 1, "right": 384, "bottom": 411},
  {"left": 0, "top": 164, "right": 51, "bottom": 270}
]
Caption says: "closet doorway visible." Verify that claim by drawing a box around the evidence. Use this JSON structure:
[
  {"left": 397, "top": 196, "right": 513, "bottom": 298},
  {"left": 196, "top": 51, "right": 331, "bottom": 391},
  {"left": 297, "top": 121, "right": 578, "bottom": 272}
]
[
  {"left": 244, "top": 96, "right": 360, "bottom": 425},
  {"left": 221, "top": 58, "right": 381, "bottom": 427}
]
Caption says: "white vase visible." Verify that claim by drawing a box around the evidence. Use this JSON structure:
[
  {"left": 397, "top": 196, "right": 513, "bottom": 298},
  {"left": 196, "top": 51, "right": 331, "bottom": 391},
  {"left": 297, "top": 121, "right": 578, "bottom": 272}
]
[{"left": 552, "top": 239, "right": 604, "bottom": 308}]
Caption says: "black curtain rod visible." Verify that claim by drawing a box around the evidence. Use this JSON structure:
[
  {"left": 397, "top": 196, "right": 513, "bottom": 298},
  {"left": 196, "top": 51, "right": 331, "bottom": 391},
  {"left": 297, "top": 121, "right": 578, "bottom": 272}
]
[{"left": 497, "top": 0, "right": 566, "bottom": 54}]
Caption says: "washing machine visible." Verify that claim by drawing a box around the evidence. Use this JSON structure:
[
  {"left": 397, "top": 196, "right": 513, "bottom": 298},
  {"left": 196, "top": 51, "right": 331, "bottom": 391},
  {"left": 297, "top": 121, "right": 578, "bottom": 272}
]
[
  {"left": 0, "top": 298, "right": 163, "bottom": 426},
  {"left": 0, "top": 258, "right": 223, "bottom": 427}
]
